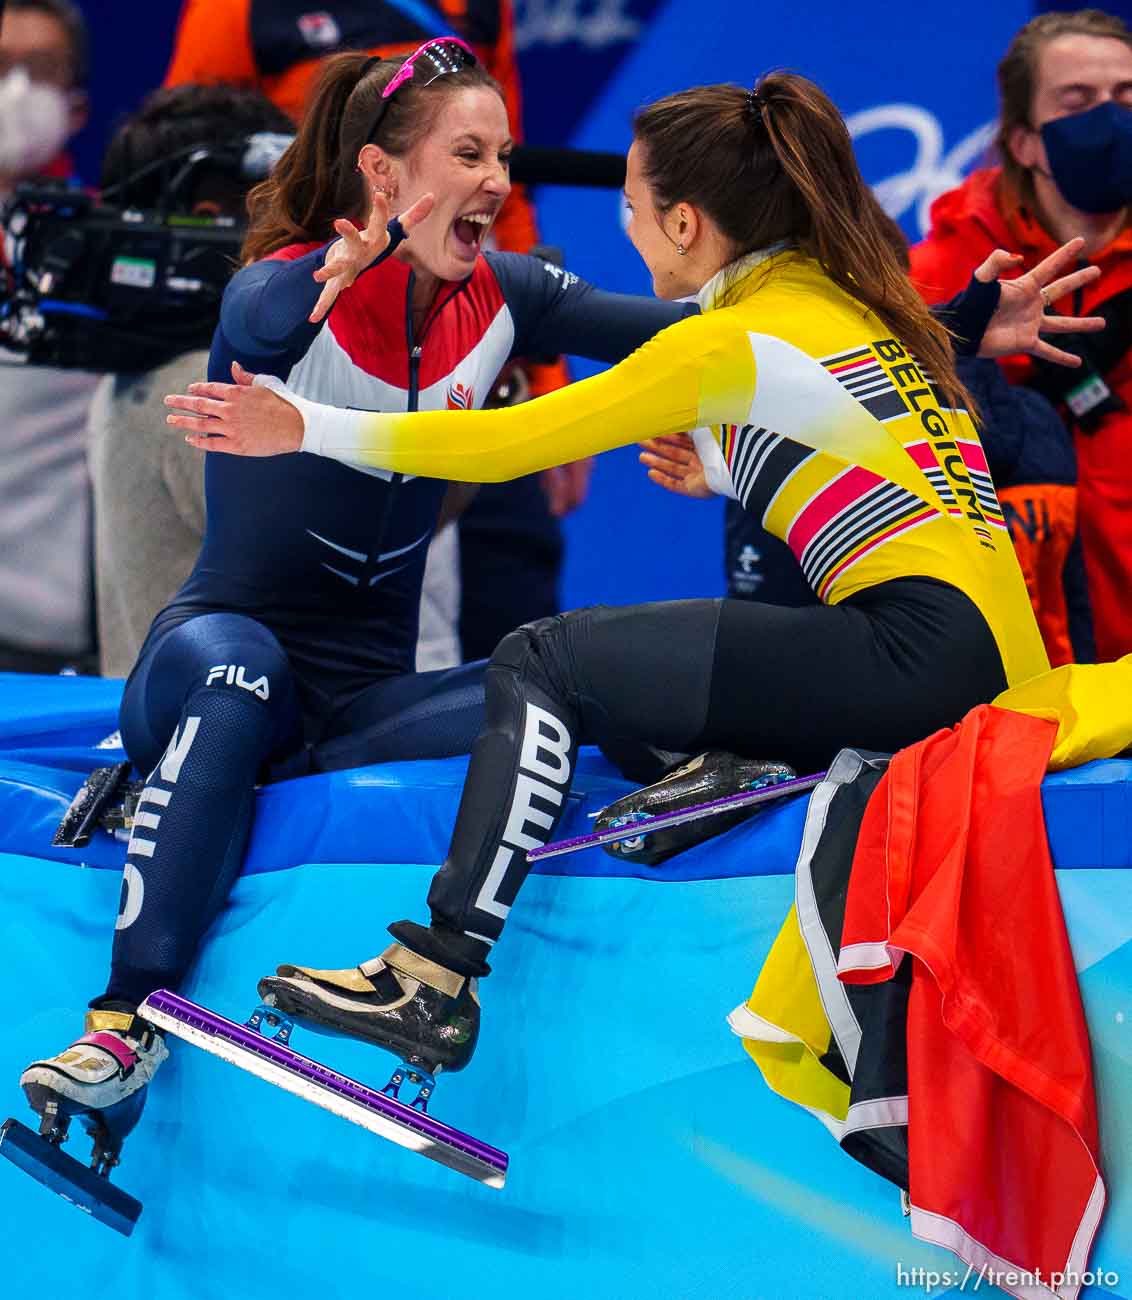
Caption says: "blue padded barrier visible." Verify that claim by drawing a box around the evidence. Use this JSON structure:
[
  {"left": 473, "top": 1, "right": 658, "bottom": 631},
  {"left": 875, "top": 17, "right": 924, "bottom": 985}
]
[{"left": 0, "top": 675, "right": 1128, "bottom": 1300}]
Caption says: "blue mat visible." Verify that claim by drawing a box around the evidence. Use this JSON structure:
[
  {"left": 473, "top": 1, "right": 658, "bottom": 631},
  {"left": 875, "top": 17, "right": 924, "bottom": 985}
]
[
  {"left": 0, "top": 672, "right": 1127, "bottom": 875},
  {"left": 0, "top": 677, "right": 1129, "bottom": 1300}
]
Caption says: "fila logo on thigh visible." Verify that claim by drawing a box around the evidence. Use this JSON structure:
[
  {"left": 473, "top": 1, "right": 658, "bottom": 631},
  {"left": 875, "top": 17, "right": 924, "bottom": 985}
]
[
  {"left": 117, "top": 715, "right": 201, "bottom": 929},
  {"left": 474, "top": 703, "right": 573, "bottom": 923},
  {"left": 206, "top": 663, "right": 270, "bottom": 699}
]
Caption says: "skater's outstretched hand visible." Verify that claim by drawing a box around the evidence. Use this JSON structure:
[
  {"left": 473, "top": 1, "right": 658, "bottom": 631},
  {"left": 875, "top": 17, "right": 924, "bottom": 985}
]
[
  {"left": 165, "top": 362, "right": 303, "bottom": 455},
  {"left": 975, "top": 237, "right": 1104, "bottom": 366},
  {"left": 639, "top": 433, "right": 713, "bottom": 500},
  {"left": 310, "top": 190, "right": 435, "bottom": 324}
]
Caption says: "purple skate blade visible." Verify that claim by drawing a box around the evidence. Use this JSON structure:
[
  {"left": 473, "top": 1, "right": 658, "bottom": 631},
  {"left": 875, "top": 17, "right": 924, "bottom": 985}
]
[
  {"left": 139, "top": 990, "right": 506, "bottom": 1188},
  {"left": 528, "top": 770, "right": 827, "bottom": 862},
  {"left": 0, "top": 1117, "right": 141, "bottom": 1236}
]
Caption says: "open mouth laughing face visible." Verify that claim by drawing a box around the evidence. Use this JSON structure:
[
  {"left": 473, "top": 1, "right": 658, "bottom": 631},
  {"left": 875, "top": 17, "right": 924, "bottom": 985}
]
[{"left": 390, "top": 86, "right": 513, "bottom": 282}]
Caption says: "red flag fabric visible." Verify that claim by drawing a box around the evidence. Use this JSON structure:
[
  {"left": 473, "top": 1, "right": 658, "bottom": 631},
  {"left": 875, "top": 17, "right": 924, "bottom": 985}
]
[{"left": 838, "top": 705, "right": 1104, "bottom": 1300}]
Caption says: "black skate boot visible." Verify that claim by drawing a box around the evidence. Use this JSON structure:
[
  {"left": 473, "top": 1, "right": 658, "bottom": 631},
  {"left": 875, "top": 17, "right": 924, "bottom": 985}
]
[
  {"left": 593, "top": 751, "right": 795, "bottom": 866},
  {"left": 257, "top": 943, "right": 479, "bottom": 1108}
]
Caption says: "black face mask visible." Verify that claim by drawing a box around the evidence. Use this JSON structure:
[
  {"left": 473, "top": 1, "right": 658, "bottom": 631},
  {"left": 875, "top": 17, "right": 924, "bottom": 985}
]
[{"left": 1040, "top": 101, "right": 1132, "bottom": 214}]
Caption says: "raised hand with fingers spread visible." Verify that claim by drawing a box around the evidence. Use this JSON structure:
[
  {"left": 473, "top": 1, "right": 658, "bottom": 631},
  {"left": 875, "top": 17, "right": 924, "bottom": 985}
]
[
  {"left": 310, "top": 190, "right": 435, "bottom": 323},
  {"left": 974, "top": 236, "right": 1105, "bottom": 365}
]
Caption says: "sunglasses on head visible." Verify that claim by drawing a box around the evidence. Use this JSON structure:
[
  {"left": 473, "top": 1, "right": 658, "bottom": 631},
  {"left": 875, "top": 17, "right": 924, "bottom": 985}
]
[{"left": 365, "top": 37, "right": 478, "bottom": 145}]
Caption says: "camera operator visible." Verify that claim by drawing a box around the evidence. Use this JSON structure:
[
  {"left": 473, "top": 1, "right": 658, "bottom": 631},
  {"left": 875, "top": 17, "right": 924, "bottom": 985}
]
[
  {"left": 86, "top": 83, "right": 293, "bottom": 676},
  {"left": 0, "top": 0, "right": 95, "bottom": 672}
]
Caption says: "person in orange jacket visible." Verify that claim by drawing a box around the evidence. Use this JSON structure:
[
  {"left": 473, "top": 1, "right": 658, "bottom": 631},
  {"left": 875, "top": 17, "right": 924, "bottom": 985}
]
[{"left": 909, "top": 9, "right": 1132, "bottom": 664}]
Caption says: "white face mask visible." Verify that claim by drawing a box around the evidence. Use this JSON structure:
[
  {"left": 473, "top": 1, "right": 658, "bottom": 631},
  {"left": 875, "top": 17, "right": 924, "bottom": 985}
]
[{"left": 0, "top": 67, "right": 70, "bottom": 179}]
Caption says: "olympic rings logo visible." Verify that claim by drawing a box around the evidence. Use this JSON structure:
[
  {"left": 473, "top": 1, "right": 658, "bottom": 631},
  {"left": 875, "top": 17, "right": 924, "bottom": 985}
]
[{"left": 846, "top": 104, "right": 995, "bottom": 238}]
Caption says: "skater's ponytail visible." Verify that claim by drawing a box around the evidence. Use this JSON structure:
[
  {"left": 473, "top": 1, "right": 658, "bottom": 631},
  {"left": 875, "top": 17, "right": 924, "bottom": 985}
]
[{"left": 632, "top": 74, "right": 973, "bottom": 418}]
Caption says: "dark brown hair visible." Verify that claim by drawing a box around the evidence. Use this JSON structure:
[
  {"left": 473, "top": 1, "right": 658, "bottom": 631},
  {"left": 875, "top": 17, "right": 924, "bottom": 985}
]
[
  {"left": 101, "top": 83, "right": 293, "bottom": 210},
  {"left": 996, "top": 10, "right": 1132, "bottom": 206},
  {"left": 242, "top": 50, "right": 502, "bottom": 263},
  {"left": 632, "top": 73, "right": 971, "bottom": 415}
]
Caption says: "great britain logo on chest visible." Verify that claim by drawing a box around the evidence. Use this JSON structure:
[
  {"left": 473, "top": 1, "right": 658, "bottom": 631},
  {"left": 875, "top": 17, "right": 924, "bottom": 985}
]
[{"left": 446, "top": 381, "right": 475, "bottom": 410}]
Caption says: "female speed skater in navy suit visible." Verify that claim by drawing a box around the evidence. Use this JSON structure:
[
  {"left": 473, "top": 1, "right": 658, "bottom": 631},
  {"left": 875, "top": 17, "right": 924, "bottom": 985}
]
[{"left": 16, "top": 40, "right": 699, "bottom": 1160}]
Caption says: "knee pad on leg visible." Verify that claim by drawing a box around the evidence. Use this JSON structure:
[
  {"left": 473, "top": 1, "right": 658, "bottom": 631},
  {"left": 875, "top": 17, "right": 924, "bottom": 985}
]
[
  {"left": 190, "top": 617, "right": 292, "bottom": 715},
  {"left": 489, "top": 612, "right": 582, "bottom": 705},
  {"left": 122, "top": 613, "right": 298, "bottom": 774},
  {"left": 489, "top": 625, "right": 542, "bottom": 674}
]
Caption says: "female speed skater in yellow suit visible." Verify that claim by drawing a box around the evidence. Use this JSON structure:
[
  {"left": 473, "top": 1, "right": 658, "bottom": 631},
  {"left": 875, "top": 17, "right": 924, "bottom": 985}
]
[{"left": 167, "top": 72, "right": 1101, "bottom": 1082}]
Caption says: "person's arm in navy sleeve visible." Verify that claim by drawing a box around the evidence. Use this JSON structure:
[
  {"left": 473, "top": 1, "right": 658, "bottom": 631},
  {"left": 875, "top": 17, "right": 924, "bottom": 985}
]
[
  {"left": 933, "top": 239, "right": 1104, "bottom": 364},
  {"left": 220, "top": 219, "right": 410, "bottom": 360},
  {"left": 932, "top": 274, "right": 1001, "bottom": 357},
  {"left": 486, "top": 251, "right": 697, "bottom": 364},
  {"left": 219, "top": 246, "right": 332, "bottom": 360}
]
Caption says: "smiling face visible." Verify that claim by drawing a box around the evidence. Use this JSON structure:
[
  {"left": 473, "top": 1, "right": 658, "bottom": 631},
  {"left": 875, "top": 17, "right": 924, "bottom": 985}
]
[{"left": 381, "top": 86, "right": 512, "bottom": 283}]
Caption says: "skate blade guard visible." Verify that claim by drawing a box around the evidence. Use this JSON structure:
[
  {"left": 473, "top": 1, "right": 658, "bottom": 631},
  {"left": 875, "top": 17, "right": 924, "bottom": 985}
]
[
  {"left": 593, "top": 755, "right": 797, "bottom": 866},
  {"left": 138, "top": 990, "right": 507, "bottom": 1189},
  {"left": 0, "top": 1117, "right": 142, "bottom": 1236},
  {"left": 530, "top": 767, "right": 826, "bottom": 862},
  {"left": 51, "top": 762, "right": 133, "bottom": 848}
]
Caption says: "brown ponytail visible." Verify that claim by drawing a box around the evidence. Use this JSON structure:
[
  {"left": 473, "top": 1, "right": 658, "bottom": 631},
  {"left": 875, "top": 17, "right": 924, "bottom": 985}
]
[
  {"left": 632, "top": 74, "right": 973, "bottom": 417},
  {"left": 242, "top": 50, "right": 502, "bottom": 263}
]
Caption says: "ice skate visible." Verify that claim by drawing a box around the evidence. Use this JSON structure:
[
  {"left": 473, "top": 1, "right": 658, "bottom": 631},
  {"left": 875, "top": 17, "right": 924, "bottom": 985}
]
[
  {"left": 258, "top": 942, "right": 480, "bottom": 1082},
  {"left": 1, "top": 1010, "right": 168, "bottom": 1235},
  {"left": 137, "top": 971, "right": 505, "bottom": 1188},
  {"left": 52, "top": 762, "right": 142, "bottom": 847},
  {"left": 593, "top": 752, "right": 796, "bottom": 865},
  {"left": 20, "top": 1010, "right": 168, "bottom": 1118}
]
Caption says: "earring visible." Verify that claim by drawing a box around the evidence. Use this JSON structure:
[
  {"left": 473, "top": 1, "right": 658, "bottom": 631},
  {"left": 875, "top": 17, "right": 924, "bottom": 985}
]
[{"left": 676, "top": 243, "right": 687, "bottom": 256}]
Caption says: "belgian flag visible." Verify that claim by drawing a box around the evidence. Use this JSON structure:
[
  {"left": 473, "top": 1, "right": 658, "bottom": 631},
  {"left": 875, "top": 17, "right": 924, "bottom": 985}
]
[{"left": 729, "top": 709, "right": 1103, "bottom": 1300}]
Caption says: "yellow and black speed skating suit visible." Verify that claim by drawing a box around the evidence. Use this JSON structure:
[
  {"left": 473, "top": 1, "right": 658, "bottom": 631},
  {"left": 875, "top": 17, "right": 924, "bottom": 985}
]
[{"left": 266, "top": 248, "right": 1049, "bottom": 974}]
